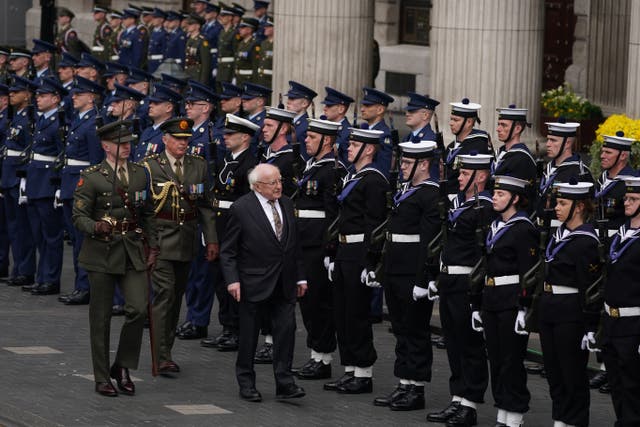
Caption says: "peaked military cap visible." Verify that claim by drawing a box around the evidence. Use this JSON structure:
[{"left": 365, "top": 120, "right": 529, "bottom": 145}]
[
  {"left": 0, "top": 84, "right": 8, "bottom": 96},
  {"left": 110, "top": 10, "right": 124, "bottom": 19},
  {"left": 239, "top": 17, "right": 259, "bottom": 29},
  {"left": 160, "top": 73, "right": 188, "bottom": 91},
  {"left": 224, "top": 113, "right": 260, "bottom": 136},
  {"left": 186, "top": 14, "right": 205, "bottom": 25},
  {"left": 0, "top": 46, "right": 9, "bottom": 56},
  {"left": 32, "top": 39, "right": 57, "bottom": 54},
  {"left": 220, "top": 82, "right": 243, "bottom": 100},
  {"left": 36, "top": 77, "right": 68, "bottom": 96},
  {"left": 103, "top": 61, "right": 129, "bottom": 78},
  {"left": 254, "top": 1, "right": 271, "bottom": 10},
  {"left": 165, "top": 11, "right": 182, "bottom": 21},
  {"left": 322, "top": 87, "right": 354, "bottom": 106},
  {"left": 285, "top": 81, "right": 317, "bottom": 100},
  {"left": 361, "top": 87, "right": 394, "bottom": 106},
  {"left": 185, "top": 80, "right": 219, "bottom": 104},
  {"left": 70, "top": 76, "right": 104, "bottom": 95},
  {"left": 93, "top": 5, "right": 109, "bottom": 13},
  {"left": 152, "top": 8, "right": 167, "bottom": 19},
  {"left": 97, "top": 120, "right": 136, "bottom": 143},
  {"left": 405, "top": 92, "right": 439, "bottom": 111},
  {"left": 242, "top": 82, "right": 272, "bottom": 99},
  {"left": 58, "top": 52, "right": 80, "bottom": 68},
  {"left": 9, "top": 76, "right": 38, "bottom": 92},
  {"left": 9, "top": 47, "right": 32, "bottom": 59},
  {"left": 148, "top": 83, "right": 182, "bottom": 104},
  {"left": 126, "top": 66, "right": 155, "bottom": 84},
  {"left": 122, "top": 8, "right": 140, "bottom": 19},
  {"left": 112, "top": 83, "right": 145, "bottom": 102},
  {"left": 219, "top": 2, "right": 235, "bottom": 16},
  {"left": 57, "top": 7, "right": 75, "bottom": 19},
  {"left": 231, "top": 3, "right": 246, "bottom": 16},
  {"left": 76, "top": 53, "right": 106, "bottom": 71},
  {"left": 161, "top": 117, "right": 194, "bottom": 138}
]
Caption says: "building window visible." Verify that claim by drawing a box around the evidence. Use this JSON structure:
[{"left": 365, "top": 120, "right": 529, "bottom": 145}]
[{"left": 400, "top": 0, "right": 431, "bottom": 46}]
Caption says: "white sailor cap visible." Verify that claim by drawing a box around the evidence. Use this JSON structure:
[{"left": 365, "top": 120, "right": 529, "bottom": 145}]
[
  {"left": 348, "top": 127, "right": 384, "bottom": 144},
  {"left": 546, "top": 121, "right": 580, "bottom": 137},
  {"left": 493, "top": 175, "right": 529, "bottom": 194},
  {"left": 399, "top": 140, "right": 437, "bottom": 158},
  {"left": 307, "top": 117, "right": 341, "bottom": 136},
  {"left": 450, "top": 98, "right": 481, "bottom": 118},
  {"left": 603, "top": 131, "right": 634, "bottom": 152},
  {"left": 224, "top": 113, "right": 260, "bottom": 136},
  {"left": 456, "top": 152, "right": 493, "bottom": 170},
  {"left": 625, "top": 176, "right": 640, "bottom": 193},
  {"left": 265, "top": 106, "right": 295, "bottom": 124},
  {"left": 553, "top": 179, "right": 594, "bottom": 200},
  {"left": 496, "top": 104, "right": 528, "bottom": 121}
]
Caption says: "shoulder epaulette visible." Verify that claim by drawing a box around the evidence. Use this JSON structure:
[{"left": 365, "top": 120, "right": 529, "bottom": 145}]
[
  {"left": 81, "top": 164, "right": 101, "bottom": 175},
  {"left": 186, "top": 153, "right": 205, "bottom": 161}
]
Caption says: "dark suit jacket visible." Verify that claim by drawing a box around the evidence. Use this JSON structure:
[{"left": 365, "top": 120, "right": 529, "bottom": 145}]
[{"left": 220, "top": 192, "right": 305, "bottom": 303}]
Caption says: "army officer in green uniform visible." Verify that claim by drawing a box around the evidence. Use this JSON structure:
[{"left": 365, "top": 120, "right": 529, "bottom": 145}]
[
  {"left": 184, "top": 14, "right": 211, "bottom": 85},
  {"left": 73, "top": 120, "right": 158, "bottom": 397},
  {"left": 143, "top": 118, "right": 219, "bottom": 375}
]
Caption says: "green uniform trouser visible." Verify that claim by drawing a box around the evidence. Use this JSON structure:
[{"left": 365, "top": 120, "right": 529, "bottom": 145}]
[
  {"left": 151, "top": 259, "right": 191, "bottom": 365},
  {"left": 88, "top": 270, "right": 148, "bottom": 383}
]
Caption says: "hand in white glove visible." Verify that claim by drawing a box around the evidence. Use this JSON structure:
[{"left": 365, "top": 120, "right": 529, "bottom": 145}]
[
  {"left": 427, "top": 281, "right": 439, "bottom": 301},
  {"left": 638, "top": 344, "right": 640, "bottom": 355},
  {"left": 53, "top": 189, "right": 62, "bottom": 209},
  {"left": 363, "top": 269, "right": 381, "bottom": 288},
  {"left": 412, "top": 285, "right": 429, "bottom": 301},
  {"left": 471, "top": 311, "right": 484, "bottom": 332},
  {"left": 360, "top": 268, "right": 368, "bottom": 284},
  {"left": 323, "top": 256, "right": 331, "bottom": 269},
  {"left": 581, "top": 331, "right": 600, "bottom": 352},
  {"left": 514, "top": 309, "right": 528, "bottom": 335},
  {"left": 211, "top": 68, "right": 218, "bottom": 78},
  {"left": 327, "top": 261, "right": 335, "bottom": 282},
  {"left": 18, "top": 178, "right": 27, "bottom": 205}
]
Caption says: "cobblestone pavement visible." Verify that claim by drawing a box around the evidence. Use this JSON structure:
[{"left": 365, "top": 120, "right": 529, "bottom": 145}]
[{"left": 0, "top": 245, "right": 615, "bottom": 426}]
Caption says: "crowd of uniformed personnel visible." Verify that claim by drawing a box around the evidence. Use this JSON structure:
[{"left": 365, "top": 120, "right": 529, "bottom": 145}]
[{"left": 0, "top": 1, "right": 638, "bottom": 426}]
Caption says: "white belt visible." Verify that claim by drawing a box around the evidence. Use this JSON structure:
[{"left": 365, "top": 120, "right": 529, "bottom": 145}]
[
  {"left": 260, "top": 69, "right": 273, "bottom": 75},
  {"left": 605, "top": 303, "right": 640, "bottom": 318},
  {"left": 440, "top": 262, "right": 473, "bottom": 275},
  {"left": 387, "top": 233, "right": 420, "bottom": 243},
  {"left": 91, "top": 46, "right": 105, "bottom": 52},
  {"left": 237, "top": 69, "right": 253, "bottom": 75},
  {"left": 550, "top": 219, "right": 562, "bottom": 228},
  {"left": 148, "top": 54, "right": 163, "bottom": 60},
  {"left": 110, "top": 55, "right": 119, "bottom": 61},
  {"left": 5, "top": 149, "right": 23, "bottom": 157},
  {"left": 65, "top": 158, "right": 90, "bottom": 166},
  {"left": 543, "top": 283, "right": 578, "bottom": 294},
  {"left": 32, "top": 153, "right": 57, "bottom": 162},
  {"left": 210, "top": 48, "right": 218, "bottom": 54},
  {"left": 339, "top": 233, "right": 365, "bottom": 244},
  {"left": 296, "top": 209, "right": 326, "bottom": 219},
  {"left": 219, "top": 57, "right": 234, "bottom": 63},
  {"left": 485, "top": 274, "right": 519, "bottom": 286},
  {"left": 214, "top": 199, "right": 233, "bottom": 209}
]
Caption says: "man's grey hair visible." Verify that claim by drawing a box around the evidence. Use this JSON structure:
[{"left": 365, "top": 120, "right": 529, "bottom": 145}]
[{"left": 248, "top": 163, "right": 280, "bottom": 191}]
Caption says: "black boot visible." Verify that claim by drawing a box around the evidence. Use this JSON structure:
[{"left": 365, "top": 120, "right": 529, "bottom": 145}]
[
  {"left": 336, "top": 376, "right": 372, "bottom": 394},
  {"left": 323, "top": 372, "right": 354, "bottom": 391},
  {"left": 445, "top": 405, "right": 477, "bottom": 427},
  {"left": 589, "top": 371, "right": 607, "bottom": 389},
  {"left": 373, "top": 383, "right": 409, "bottom": 407},
  {"left": 427, "top": 401, "right": 461, "bottom": 423},
  {"left": 297, "top": 360, "right": 331, "bottom": 380},
  {"left": 390, "top": 385, "right": 425, "bottom": 411}
]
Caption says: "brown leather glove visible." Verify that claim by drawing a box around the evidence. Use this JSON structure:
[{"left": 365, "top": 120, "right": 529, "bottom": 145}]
[
  {"left": 147, "top": 247, "right": 160, "bottom": 270},
  {"left": 94, "top": 220, "right": 113, "bottom": 236}
]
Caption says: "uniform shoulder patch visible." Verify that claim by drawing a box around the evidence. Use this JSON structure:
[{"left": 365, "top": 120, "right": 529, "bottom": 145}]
[
  {"left": 139, "top": 27, "right": 148, "bottom": 35},
  {"left": 254, "top": 45, "right": 260, "bottom": 52},
  {"left": 103, "top": 26, "right": 113, "bottom": 36},
  {"left": 76, "top": 177, "right": 84, "bottom": 187},
  {"left": 203, "top": 40, "right": 209, "bottom": 47},
  {"left": 67, "top": 30, "right": 78, "bottom": 39}
]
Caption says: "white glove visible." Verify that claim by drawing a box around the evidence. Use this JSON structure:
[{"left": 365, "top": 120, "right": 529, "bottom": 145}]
[
  {"left": 471, "top": 311, "right": 484, "bottom": 332},
  {"left": 427, "top": 281, "right": 439, "bottom": 301},
  {"left": 18, "top": 178, "right": 27, "bottom": 205},
  {"left": 327, "top": 261, "right": 335, "bottom": 282},
  {"left": 514, "top": 309, "right": 529, "bottom": 335},
  {"left": 323, "top": 256, "right": 331, "bottom": 269},
  {"left": 638, "top": 344, "right": 640, "bottom": 355},
  {"left": 211, "top": 68, "right": 218, "bottom": 78},
  {"left": 360, "top": 268, "right": 368, "bottom": 284},
  {"left": 412, "top": 285, "right": 428, "bottom": 301},
  {"left": 53, "top": 189, "right": 62, "bottom": 209},
  {"left": 363, "top": 269, "right": 381, "bottom": 288},
  {"left": 581, "top": 331, "right": 600, "bottom": 352}
]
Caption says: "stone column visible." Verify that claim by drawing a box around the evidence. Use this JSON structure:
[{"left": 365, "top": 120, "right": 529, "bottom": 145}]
[
  {"left": 272, "top": 0, "right": 375, "bottom": 113},
  {"left": 430, "top": 0, "right": 545, "bottom": 143},
  {"left": 626, "top": 0, "right": 640, "bottom": 118}
]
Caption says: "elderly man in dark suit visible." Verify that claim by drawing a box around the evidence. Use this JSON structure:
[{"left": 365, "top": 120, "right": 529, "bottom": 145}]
[{"left": 221, "top": 162, "right": 307, "bottom": 402}]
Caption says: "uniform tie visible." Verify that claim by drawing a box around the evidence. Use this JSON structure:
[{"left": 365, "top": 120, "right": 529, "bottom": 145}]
[
  {"left": 267, "top": 199, "right": 283, "bottom": 241},
  {"left": 175, "top": 159, "right": 183, "bottom": 183},
  {"left": 118, "top": 166, "right": 128, "bottom": 188}
]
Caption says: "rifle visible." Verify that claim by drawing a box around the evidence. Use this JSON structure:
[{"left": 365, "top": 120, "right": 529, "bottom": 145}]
[
  {"left": 387, "top": 113, "right": 401, "bottom": 192},
  {"left": 468, "top": 184, "right": 488, "bottom": 294},
  {"left": 323, "top": 135, "right": 343, "bottom": 258},
  {"left": 17, "top": 104, "right": 37, "bottom": 165},
  {"left": 427, "top": 111, "right": 447, "bottom": 260},
  {"left": 588, "top": 192, "right": 610, "bottom": 345},
  {"left": 53, "top": 109, "right": 67, "bottom": 171},
  {"left": 207, "top": 119, "right": 218, "bottom": 189}
]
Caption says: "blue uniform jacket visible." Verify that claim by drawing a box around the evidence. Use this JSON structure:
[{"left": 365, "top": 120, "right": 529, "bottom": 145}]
[
  {"left": 133, "top": 123, "right": 165, "bottom": 162},
  {"left": 336, "top": 117, "right": 351, "bottom": 168},
  {"left": 371, "top": 120, "right": 393, "bottom": 178},
  {"left": 248, "top": 109, "right": 265, "bottom": 153},
  {"left": 26, "top": 110, "right": 63, "bottom": 199},
  {"left": 118, "top": 26, "right": 145, "bottom": 67},
  {"left": 165, "top": 28, "right": 187, "bottom": 63},
  {"left": 2, "top": 108, "right": 33, "bottom": 189},
  {"left": 148, "top": 27, "right": 168, "bottom": 73}
]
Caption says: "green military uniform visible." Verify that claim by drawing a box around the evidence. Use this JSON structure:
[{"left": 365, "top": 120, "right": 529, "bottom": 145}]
[
  {"left": 142, "top": 118, "right": 217, "bottom": 370},
  {"left": 185, "top": 34, "right": 211, "bottom": 85},
  {"left": 55, "top": 23, "right": 83, "bottom": 59},
  {"left": 72, "top": 121, "right": 157, "bottom": 385},
  {"left": 217, "top": 27, "right": 236, "bottom": 87},
  {"left": 108, "top": 26, "right": 123, "bottom": 61},
  {"left": 137, "top": 23, "right": 149, "bottom": 70},
  {"left": 92, "top": 19, "right": 114, "bottom": 62},
  {"left": 255, "top": 37, "right": 273, "bottom": 89},
  {"left": 234, "top": 35, "right": 259, "bottom": 86}
]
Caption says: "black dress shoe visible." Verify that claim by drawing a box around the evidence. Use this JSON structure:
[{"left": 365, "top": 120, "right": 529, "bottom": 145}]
[
  {"left": 22, "top": 282, "right": 40, "bottom": 292},
  {"left": 217, "top": 335, "right": 239, "bottom": 352},
  {"left": 292, "top": 358, "right": 315, "bottom": 374},
  {"left": 434, "top": 336, "right": 447, "bottom": 349},
  {"left": 525, "top": 363, "right": 544, "bottom": 375},
  {"left": 176, "top": 324, "right": 208, "bottom": 340},
  {"left": 445, "top": 405, "right": 477, "bottom": 426},
  {"left": 337, "top": 376, "right": 372, "bottom": 394},
  {"left": 201, "top": 328, "right": 233, "bottom": 348},
  {"left": 239, "top": 387, "right": 262, "bottom": 402},
  {"left": 254, "top": 342, "right": 273, "bottom": 364},
  {"left": 276, "top": 383, "right": 306, "bottom": 399},
  {"left": 7, "top": 275, "right": 34, "bottom": 287},
  {"left": 324, "top": 372, "right": 354, "bottom": 391},
  {"left": 427, "top": 401, "right": 461, "bottom": 422},
  {"left": 297, "top": 361, "right": 331, "bottom": 380},
  {"left": 31, "top": 282, "right": 60, "bottom": 295},
  {"left": 373, "top": 383, "right": 410, "bottom": 407},
  {"left": 63, "top": 289, "right": 90, "bottom": 305},
  {"left": 158, "top": 360, "right": 180, "bottom": 375},
  {"left": 390, "top": 385, "right": 425, "bottom": 411},
  {"left": 112, "top": 305, "right": 125, "bottom": 316},
  {"left": 175, "top": 320, "right": 192, "bottom": 335},
  {"left": 599, "top": 381, "right": 612, "bottom": 394},
  {"left": 110, "top": 365, "right": 135, "bottom": 395},
  {"left": 589, "top": 371, "right": 608, "bottom": 389},
  {"left": 95, "top": 381, "right": 118, "bottom": 397}
]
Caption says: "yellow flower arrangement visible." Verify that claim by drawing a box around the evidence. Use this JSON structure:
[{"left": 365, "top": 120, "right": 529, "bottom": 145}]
[
  {"left": 589, "top": 114, "right": 640, "bottom": 175},
  {"left": 541, "top": 84, "right": 602, "bottom": 119}
]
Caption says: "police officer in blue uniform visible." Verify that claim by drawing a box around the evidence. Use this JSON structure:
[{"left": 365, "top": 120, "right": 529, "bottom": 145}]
[
  {"left": 322, "top": 87, "right": 354, "bottom": 168},
  {"left": 252, "top": 0, "right": 271, "bottom": 42},
  {"left": 31, "top": 39, "right": 56, "bottom": 83},
  {"left": 133, "top": 84, "right": 181, "bottom": 162},
  {"left": 109, "top": 83, "right": 146, "bottom": 124},
  {"left": 24, "top": 78, "right": 67, "bottom": 295},
  {"left": 359, "top": 87, "right": 394, "bottom": 178},
  {"left": 118, "top": 8, "right": 146, "bottom": 68},
  {"left": 125, "top": 67, "right": 156, "bottom": 130},
  {"left": 241, "top": 82, "right": 271, "bottom": 153},
  {"left": 57, "top": 76, "right": 105, "bottom": 305},
  {"left": 57, "top": 53, "right": 79, "bottom": 125},
  {"left": 74, "top": 53, "right": 106, "bottom": 83},
  {"left": 403, "top": 92, "right": 439, "bottom": 144},
  {"left": 176, "top": 80, "right": 219, "bottom": 340},
  {"left": 212, "top": 82, "right": 243, "bottom": 161},
  {"left": 285, "top": 80, "right": 318, "bottom": 161},
  {"left": 147, "top": 8, "right": 168, "bottom": 73},
  {"left": 3, "top": 77, "right": 37, "bottom": 288},
  {"left": 164, "top": 11, "right": 187, "bottom": 65},
  {"left": 101, "top": 61, "right": 130, "bottom": 125},
  {"left": 0, "top": 84, "right": 10, "bottom": 279},
  {"left": 201, "top": 2, "right": 223, "bottom": 88}
]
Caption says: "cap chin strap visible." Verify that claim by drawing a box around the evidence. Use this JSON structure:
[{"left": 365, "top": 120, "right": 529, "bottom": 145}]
[
  {"left": 566, "top": 200, "right": 577, "bottom": 224},
  {"left": 403, "top": 159, "right": 420, "bottom": 184},
  {"left": 553, "top": 136, "right": 569, "bottom": 161},
  {"left": 503, "top": 121, "right": 515, "bottom": 144},
  {"left": 604, "top": 149, "right": 622, "bottom": 172},
  {"left": 496, "top": 193, "right": 516, "bottom": 214},
  {"left": 629, "top": 203, "right": 640, "bottom": 219},
  {"left": 266, "top": 121, "right": 284, "bottom": 145},
  {"left": 313, "top": 135, "right": 325, "bottom": 158},
  {"left": 352, "top": 142, "right": 367, "bottom": 166},
  {"left": 453, "top": 117, "right": 470, "bottom": 137},
  {"left": 462, "top": 170, "right": 477, "bottom": 194}
]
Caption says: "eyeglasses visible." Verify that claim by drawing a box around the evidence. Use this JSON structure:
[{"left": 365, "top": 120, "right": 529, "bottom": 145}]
[
  {"left": 257, "top": 178, "right": 283, "bottom": 186},
  {"left": 623, "top": 196, "right": 640, "bottom": 203}
]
